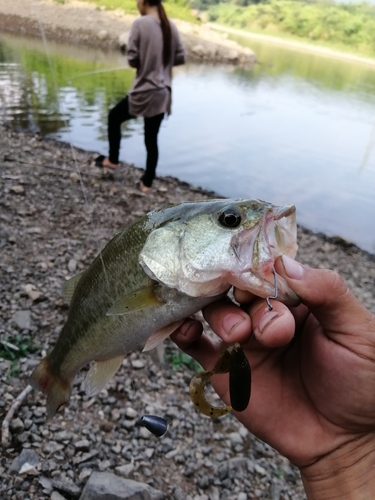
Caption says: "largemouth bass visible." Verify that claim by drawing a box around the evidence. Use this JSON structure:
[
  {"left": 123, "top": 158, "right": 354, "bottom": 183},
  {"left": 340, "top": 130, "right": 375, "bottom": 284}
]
[{"left": 29, "top": 198, "right": 299, "bottom": 418}]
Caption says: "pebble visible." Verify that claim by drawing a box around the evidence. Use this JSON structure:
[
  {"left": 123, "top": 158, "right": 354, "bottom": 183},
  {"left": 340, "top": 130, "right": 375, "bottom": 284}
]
[
  {"left": 51, "top": 479, "right": 81, "bottom": 498},
  {"left": 24, "top": 283, "right": 43, "bottom": 301},
  {"left": 228, "top": 432, "right": 243, "bottom": 445},
  {"left": 19, "top": 463, "right": 39, "bottom": 475},
  {"left": 51, "top": 492, "right": 68, "bottom": 500},
  {"left": 124, "top": 407, "right": 138, "bottom": 419},
  {"left": 68, "top": 259, "right": 77, "bottom": 273},
  {"left": 10, "top": 184, "right": 25, "bottom": 194},
  {"left": 55, "top": 430, "right": 74, "bottom": 443},
  {"left": 10, "top": 417, "right": 25, "bottom": 434},
  {"left": 254, "top": 464, "right": 267, "bottom": 476},
  {"left": 9, "top": 449, "right": 39, "bottom": 475},
  {"left": 11, "top": 310, "right": 32, "bottom": 330},
  {"left": 131, "top": 359, "right": 146, "bottom": 369},
  {"left": 78, "top": 468, "right": 93, "bottom": 482},
  {"left": 74, "top": 439, "right": 90, "bottom": 452},
  {"left": 38, "top": 477, "right": 53, "bottom": 492},
  {"left": 43, "top": 442, "right": 64, "bottom": 454},
  {"left": 73, "top": 450, "right": 99, "bottom": 465}
]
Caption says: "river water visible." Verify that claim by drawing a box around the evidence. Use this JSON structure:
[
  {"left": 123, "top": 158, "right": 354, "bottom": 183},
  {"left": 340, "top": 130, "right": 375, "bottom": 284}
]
[{"left": 1, "top": 32, "right": 374, "bottom": 253}]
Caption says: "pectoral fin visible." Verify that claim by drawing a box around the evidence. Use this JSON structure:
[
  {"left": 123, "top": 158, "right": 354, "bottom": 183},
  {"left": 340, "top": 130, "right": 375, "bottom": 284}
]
[
  {"left": 84, "top": 355, "right": 124, "bottom": 397},
  {"left": 142, "top": 320, "right": 184, "bottom": 352},
  {"left": 106, "top": 286, "right": 165, "bottom": 316},
  {"left": 62, "top": 272, "right": 84, "bottom": 303}
]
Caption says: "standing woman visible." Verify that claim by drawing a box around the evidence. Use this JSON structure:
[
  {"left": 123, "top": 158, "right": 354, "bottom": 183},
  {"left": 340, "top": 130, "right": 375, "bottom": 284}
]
[{"left": 96, "top": 0, "right": 186, "bottom": 193}]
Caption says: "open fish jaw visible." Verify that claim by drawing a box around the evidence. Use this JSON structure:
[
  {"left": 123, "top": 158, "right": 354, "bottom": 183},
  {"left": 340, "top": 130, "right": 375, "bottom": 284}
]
[
  {"left": 140, "top": 198, "right": 299, "bottom": 304},
  {"left": 226, "top": 204, "right": 298, "bottom": 304}
]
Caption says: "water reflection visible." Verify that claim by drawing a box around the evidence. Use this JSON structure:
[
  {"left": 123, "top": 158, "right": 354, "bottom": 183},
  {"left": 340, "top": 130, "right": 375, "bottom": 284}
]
[
  {"left": 0, "top": 32, "right": 374, "bottom": 253},
  {"left": 232, "top": 34, "right": 375, "bottom": 97}
]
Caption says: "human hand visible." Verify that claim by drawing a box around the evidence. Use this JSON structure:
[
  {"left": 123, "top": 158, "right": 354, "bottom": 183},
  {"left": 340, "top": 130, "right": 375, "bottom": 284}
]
[{"left": 171, "top": 256, "right": 375, "bottom": 499}]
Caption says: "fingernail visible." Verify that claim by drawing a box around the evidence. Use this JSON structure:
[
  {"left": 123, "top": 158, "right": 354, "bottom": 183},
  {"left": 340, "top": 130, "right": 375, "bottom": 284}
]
[
  {"left": 223, "top": 314, "right": 245, "bottom": 335},
  {"left": 257, "top": 311, "right": 282, "bottom": 334},
  {"left": 281, "top": 255, "right": 303, "bottom": 280},
  {"left": 180, "top": 320, "right": 195, "bottom": 336}
]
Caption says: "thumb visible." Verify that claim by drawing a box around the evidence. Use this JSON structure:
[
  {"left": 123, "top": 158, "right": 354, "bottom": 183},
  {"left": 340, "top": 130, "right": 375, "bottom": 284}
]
[{"left": 275, "top": 255, "right": 373, "bottom": 335}]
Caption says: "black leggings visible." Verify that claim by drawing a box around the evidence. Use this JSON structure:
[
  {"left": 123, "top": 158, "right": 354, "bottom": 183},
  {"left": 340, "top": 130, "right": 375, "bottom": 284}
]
[{"left": 108, "top": 95, "right": 164, "bottom": 187}]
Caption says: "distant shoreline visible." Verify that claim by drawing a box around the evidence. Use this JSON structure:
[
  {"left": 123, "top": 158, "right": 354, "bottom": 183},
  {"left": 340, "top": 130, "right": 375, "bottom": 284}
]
[
  {"left": 1, "top": 0, "right": 374, "bottom": 68},
  {"left": 209, "top": 23, "right": 375, "bottom": 68},
  {"left": 0, "top": 0, "right": 255, "bottom": 65}
]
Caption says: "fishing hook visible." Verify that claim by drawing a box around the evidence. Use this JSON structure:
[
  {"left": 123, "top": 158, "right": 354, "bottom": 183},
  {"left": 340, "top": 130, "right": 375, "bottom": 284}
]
[{"left": 266, "top": 268, "right": 278, "bottom": 311}]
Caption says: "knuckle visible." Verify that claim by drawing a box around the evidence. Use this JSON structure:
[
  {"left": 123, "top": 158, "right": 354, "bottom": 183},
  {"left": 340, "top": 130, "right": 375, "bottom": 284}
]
[{"left": 321, "top": 269, "right": 348, "bottom": 298}]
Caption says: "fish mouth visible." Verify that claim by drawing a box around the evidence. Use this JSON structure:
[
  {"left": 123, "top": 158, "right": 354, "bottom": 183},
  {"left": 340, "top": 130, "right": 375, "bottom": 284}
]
[
  {"left": 265, "top": 204, "right": 299, "bottom": 305},
  {"left": 229, "top": 203, "right": 299, "bottom": 306},
  {"left": 273, "top": 204, "right": 296, "bottom": 221},
  {"left": 267, "top": 204, "right": 297, "bottom": 258}
]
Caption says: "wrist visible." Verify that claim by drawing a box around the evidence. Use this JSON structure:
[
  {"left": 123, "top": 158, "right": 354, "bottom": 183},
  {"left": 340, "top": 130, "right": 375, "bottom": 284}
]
[{"left": 300, "top": 434, "right": 375, "bottom": 500}]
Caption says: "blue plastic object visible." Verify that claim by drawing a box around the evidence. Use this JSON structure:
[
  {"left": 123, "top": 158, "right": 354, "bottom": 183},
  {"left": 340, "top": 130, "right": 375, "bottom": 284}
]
[{"left": 140, "top": 415, "right": 168, "bottom": 437}]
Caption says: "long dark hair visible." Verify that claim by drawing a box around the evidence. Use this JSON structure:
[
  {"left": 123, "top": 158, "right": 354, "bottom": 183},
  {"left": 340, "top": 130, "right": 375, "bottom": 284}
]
[{"left": 149, "top": 0, "right": 172, "bottom": 66}]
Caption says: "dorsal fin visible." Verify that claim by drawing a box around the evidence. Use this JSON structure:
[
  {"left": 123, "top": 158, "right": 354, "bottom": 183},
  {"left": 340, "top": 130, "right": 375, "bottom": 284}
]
[
  {"left": 62, "top": 272, "right": 84, "bottom": 303},
  {"left": 106, "top": 285, "right": 164, "bottom": 316}
]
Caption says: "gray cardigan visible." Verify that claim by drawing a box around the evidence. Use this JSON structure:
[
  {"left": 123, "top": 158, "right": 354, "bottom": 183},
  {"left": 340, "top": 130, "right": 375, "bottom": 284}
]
[{"left": 126, "top": 14, "right": 186, "bottom": 117}]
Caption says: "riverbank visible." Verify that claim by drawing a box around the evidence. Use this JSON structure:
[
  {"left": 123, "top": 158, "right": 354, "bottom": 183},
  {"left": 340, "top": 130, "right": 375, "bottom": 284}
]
[
  {"left": 0, "top": 0, "right": 374, "bottom": 69},
  {"left": 1, "top": 120, "right": 375, "bottom": 499},
  {"left": 0, "top": 0, "right": 255, "bottom": 65},
  {"left": 209, "top": 23, "right": 375, "bottom": 68}
]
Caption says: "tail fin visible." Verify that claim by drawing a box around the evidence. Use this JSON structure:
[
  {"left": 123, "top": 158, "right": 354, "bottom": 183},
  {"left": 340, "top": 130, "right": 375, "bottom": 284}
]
[{"left": 29, "top": 357, "right": 72, "bottom": 419}]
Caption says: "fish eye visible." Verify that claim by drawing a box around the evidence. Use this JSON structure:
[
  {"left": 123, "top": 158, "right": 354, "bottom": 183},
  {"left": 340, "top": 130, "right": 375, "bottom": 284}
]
[{"left": 218, "top": 209, "right": 242, "bottom": 228}]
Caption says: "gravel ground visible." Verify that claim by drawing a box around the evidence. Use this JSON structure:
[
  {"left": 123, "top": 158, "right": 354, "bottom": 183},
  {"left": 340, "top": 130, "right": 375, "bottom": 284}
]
[{"left": 1, "top": 123, "right": 375, "bottom": 500}]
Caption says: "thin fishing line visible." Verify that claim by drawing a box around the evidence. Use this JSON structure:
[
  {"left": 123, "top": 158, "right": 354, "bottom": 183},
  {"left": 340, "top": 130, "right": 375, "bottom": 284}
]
[
  {"left": 31, "top": 1, "right": 88, "bottom": 206},
  {"left": 67, "top": 67, "right": 126, "bottom": 82},
  {"left": 32, "top": 0, "right": 111, "bottom": 287},
  {"left": 5, "top": 158, "right": 103, "bottom": 177},
  {"left": 359, "top": 121, "right": 375, "bottom": 172}
]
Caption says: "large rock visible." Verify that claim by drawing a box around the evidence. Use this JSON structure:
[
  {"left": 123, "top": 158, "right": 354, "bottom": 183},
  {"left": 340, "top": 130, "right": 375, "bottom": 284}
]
[
  {"left": 118, "top": 31, "right": 129, "bottom": 52},
  {"left": 9, "top": 449, "right": 39, "bottom": 474},
  {"left": 80, "top": 472, "right": 165, "bottom": 500}
]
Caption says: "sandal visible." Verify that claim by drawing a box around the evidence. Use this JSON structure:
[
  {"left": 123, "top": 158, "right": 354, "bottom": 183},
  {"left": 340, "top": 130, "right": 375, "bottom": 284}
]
[
  {"left": 136, "top": 180, "right": 151, "bottom": 194},
  {"left": 95, "top": 155, "right": 119, "bottom": 170}
]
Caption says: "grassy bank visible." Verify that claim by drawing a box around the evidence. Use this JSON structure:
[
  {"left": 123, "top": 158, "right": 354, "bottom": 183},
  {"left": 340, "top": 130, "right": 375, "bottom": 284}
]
[
  {"left": 206, "top": 0, "right": 375, "bottom": 58},
  {"left": 76, "top": 0, "right": 199, "bottom": 23},
  {"left": 57, "top": 0, "right": 375, "bottom": 59}
]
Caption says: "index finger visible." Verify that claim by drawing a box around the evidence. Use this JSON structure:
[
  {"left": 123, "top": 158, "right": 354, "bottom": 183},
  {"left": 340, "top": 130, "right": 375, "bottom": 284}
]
[
  {"left": 202, "top": 298, "right": 252, "bottom": 345},
  {"left": 233, "top": 288, "right": 256, "bottom": 304}
]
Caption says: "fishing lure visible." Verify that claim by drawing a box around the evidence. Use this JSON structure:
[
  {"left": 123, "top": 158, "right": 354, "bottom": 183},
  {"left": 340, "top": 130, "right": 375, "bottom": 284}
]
[
  {"left": 189, "top": 343, "right": 251, "bottom": 417},
  {"left": 190, "top": 269, "right": 278, "bottom": 417},
  {"left": 228, "top": 345, "right": 251, "bottom": 412},
  {"left": 139, "top": 414, "right": 168, "bottom": 437}
]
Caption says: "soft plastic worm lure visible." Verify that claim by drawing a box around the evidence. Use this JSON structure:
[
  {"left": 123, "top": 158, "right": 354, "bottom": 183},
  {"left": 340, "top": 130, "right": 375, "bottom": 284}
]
[
  {"left": 228, "top": 345, "right": 251, "bottom": 412},
  {"left": 189, "top": 343, "right": 251, "bottom": 417}
]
